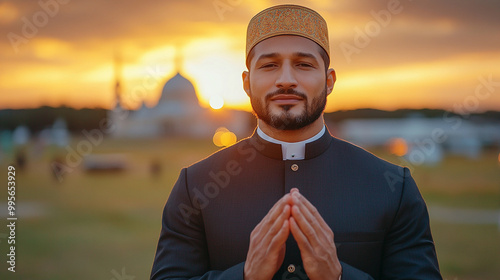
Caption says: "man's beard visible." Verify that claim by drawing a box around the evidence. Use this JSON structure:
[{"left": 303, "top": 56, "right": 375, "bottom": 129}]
[{"left": 250, "top": 87, "right": 327, "bottom": 130}]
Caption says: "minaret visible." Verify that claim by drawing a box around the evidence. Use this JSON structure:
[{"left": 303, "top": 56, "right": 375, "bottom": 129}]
[
  {"left": 174, "top": 47, "right": 183, "bottom": 74},
  {"left": 109, "top": 51, "right": 128, "bottom": 137},
  {"left": 113, "top": 52, "right": 123, "bottom": 108}
]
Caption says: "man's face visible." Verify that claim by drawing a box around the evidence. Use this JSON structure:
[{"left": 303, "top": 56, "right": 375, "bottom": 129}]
[{"left": 243, "top": 35, "right": 335, "bottom": 130}]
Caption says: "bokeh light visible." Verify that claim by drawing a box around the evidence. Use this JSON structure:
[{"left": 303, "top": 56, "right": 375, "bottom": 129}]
[
  {"left": 387, "top": 138, "right": 408, "bottom": 157},
  {"left": 212, "top": 127, "right": 237, "bottom": 147}
]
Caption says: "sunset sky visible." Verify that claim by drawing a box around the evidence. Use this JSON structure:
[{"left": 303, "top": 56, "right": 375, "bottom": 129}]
[{"left": 1, "top": 0, "right": 499, "bottom": 112}]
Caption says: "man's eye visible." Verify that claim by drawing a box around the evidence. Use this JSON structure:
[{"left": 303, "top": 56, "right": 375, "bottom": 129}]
[
  {"left": 298, "top": 63, "right": 313, "bottom": 67},
  {"left": 260, "top": 63, "right": 276, "bottom": 68}
]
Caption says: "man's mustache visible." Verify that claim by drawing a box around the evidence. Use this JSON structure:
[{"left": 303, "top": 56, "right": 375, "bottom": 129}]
[{"left": 265, "top": 88, "right": 308, "bottom": 102}]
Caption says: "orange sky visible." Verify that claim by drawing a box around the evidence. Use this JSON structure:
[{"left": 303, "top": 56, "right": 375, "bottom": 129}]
[{"left": 1, "top": 0, "right": 499, "bottom": 112}]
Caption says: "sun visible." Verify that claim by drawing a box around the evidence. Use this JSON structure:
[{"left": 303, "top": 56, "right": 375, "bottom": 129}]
[
  {"left": 182, "top": 37, "right": 250, "bottom": 111},
  {"left": 209, "top": 96, "right": 224, "bottom": 110}
]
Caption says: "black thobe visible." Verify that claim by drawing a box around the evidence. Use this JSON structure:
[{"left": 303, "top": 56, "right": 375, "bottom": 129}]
[{"left": 151, "top": 128, "right": 442, "bottom": 279}]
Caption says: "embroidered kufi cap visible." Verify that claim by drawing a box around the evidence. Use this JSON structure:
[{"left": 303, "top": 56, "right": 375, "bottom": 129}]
[{"left": 246, "top": 4, "right": 330, "bottom": 59}]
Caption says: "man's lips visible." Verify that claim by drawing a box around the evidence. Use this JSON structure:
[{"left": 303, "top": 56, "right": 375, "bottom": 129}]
[{"left": 269, "top": 94, "right": 304, "bottom": 104}]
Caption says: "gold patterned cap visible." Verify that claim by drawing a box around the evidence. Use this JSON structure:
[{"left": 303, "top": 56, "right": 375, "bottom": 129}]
[{"left": 246, "top": 4, "right": 330, "bottom": 59}]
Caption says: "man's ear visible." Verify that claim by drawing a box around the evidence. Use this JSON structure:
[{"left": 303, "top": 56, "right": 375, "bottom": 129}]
[
  {"left": 326, "top": 68, "right": 336, "bottom": 96},
  {"left": 242, "top": 71, "right": 251, "bottom": 97}
]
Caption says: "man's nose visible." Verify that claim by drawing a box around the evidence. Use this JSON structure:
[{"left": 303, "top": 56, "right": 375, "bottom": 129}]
[{"left": 275, "top": 63, "right": 297, "bottom": 89}]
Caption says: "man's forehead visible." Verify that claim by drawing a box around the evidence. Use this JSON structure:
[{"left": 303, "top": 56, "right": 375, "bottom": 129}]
[{"left": 251, "top": 35, "right": 321, "bottom": 61}]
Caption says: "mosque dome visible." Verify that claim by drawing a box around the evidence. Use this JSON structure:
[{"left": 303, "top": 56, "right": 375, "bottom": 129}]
[{"left": 158, "top": 72, "right": 199, "bottom": 106}]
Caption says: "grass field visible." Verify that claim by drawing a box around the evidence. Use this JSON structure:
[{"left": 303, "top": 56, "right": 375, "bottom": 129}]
[{"left": 0, "top": 136, "right": 499, "bottom": 280}]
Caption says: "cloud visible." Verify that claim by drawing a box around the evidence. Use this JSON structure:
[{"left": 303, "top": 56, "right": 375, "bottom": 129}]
[
  {"left": 0, "top": 0, "right": 498, "bottom": 110},
  {"left": 323, "top": 0, "right": 500, "bottom": 69},
  {"left": 336, "top": 0, "right": 500, "bottom": 25},
  {"left": 2, "top": 0, "right": 496, "bottom": 60}
]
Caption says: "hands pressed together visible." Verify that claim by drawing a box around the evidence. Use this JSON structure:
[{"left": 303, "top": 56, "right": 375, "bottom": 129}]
[{"left": 244, "top": 188, "right": 342, "bottom": 280}]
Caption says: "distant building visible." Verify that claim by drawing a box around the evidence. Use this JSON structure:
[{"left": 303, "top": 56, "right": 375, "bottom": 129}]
[
  {"left": 50, "top": 118, "right": 70, "bottom": 147},
  {"left": 12, "top": 125, "right": 30, "bottom": 146},
  {"left": 108, "top": 67, "right": 252, "bottom": 139},
  {"left": 337, "top": 116, "right": 500, "bottom": 164}
]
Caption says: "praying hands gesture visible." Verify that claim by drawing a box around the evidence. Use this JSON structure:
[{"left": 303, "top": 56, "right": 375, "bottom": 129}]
[{"left": 244, "top": 188, "right": 342, "bottom": 280}]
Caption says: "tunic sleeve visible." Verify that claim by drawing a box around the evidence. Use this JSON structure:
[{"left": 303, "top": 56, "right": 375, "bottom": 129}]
[
  {"left": 340, "top": 261, "right": 375, "bottom": 279},
  {"left": 150, "top": 168, "right": 245, "bottom": 280},
  {"left": 380, "top": 167, "right": 442, "bottom": 279}
]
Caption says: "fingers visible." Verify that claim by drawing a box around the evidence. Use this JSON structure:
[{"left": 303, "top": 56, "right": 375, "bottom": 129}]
[
  {"left": 294, "top": 191, "right": 332, "bottom": 237},
  {"left": 268, "top": 215, "right": 290, "bottom": 253},
  {"left": 250, "top": 194, "right": 292, "bottom": 254},
  {"left": 290, "top": 191, "right": 334, "bottom": 246},
  {"left": 253, "top": 194, "right": 290, "bottom": 233},
  {"left": 289, "top": 190, "right": 342, "bottom": 279},
  {"left": 267, "top": 205, "right": 291, "bottom": 246},
  {"left": 245, "top": 194, "right": 292, "bottom": 280},
  {"left": 291, "top": 202, "right": 322, "bottom": 249},
  {"left": 289, "top": 216, "right": 313, "bottom": 254}
]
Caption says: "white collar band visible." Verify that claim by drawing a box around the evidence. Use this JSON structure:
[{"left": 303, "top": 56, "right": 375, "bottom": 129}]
[{"left": 256, "top": 126, "right": 326, "bottom": 160}]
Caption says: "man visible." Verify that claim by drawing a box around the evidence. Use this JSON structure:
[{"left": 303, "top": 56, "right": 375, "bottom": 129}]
[{"left": 151, "top": 4, "right": 441, "bottom": 280}]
